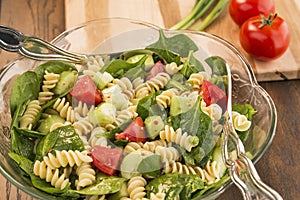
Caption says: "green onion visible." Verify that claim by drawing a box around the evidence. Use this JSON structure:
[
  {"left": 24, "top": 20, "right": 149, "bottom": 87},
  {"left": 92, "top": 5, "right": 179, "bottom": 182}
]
[
  {"left": 170, "top": 0, "right": 229, "bottom": 31},
  {"left": 193, "top": 0, "right": 230, "bottom": 31}
]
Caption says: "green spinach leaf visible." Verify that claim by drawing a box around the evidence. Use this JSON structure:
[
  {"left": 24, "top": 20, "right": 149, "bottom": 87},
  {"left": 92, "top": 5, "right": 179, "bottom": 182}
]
[
  {"left": 205, "top": 56, "right": 227, "bottom": 76},
  {"left": 100, "top": 56, "right": 148, "bottom": 78},
  {"left": 34, "top": 61, "right": 77, "bottom": 85},
  {"left": 180, "top": 50, "right": 204, "bottom": 78},
  {"left": 35, "top": 125, "right": 84, "bottom": 160},
  {"left": 10, "top": 128, "right": 35, "bottom": 161},
  {"left": 10, "top": 71, "right": 39, "bottom": 117},
  {"left": 73, "top": 173, "right": 125, "bottom": 195},
  {"left": 146, "top": 30, "right": 198, "bottom": 64},
  {"left": 145, "top": 173, "right": 204, "bottom": 200},
  {"left": 136, "top": 91, "right": 165, "bottom": 120}
]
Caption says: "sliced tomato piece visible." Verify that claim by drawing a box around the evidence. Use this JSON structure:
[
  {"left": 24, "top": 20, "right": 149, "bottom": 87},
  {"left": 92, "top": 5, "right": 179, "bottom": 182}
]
[
  {"left": 115, "top": 117, "right": 147, "bottom": 142},
  {"left": 146, "top": 61, "right": 166, "bottom": 80},
  {"left": 90, "top": 146, "right": 123, "bottom": 176},
  {"left": 200, "top": 80, "right": 227, "bottom": 109},
  {"left": 70, "top": 75, "right": 102, "bottom": 105}
]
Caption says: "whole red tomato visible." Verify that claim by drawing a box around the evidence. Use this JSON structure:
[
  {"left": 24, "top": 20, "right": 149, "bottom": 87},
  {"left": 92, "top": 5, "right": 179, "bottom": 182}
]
[
  {"left": 239, "top": 14, "right": 290, "bottom": 61},
  {"left": 229, "top": 0, "right": 275, "bottom": 26}
]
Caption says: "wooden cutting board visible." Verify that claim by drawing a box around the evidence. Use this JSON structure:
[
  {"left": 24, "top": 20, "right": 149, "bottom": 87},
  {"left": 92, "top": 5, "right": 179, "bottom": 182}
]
[{"left": 64, "top": 0, "right": 300, "bottom": 82}]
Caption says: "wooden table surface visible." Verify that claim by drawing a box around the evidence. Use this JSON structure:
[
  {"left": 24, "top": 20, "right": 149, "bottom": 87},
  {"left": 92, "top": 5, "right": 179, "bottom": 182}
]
[{"left": 0, "top": 0, "right": 299, "bottom": 199}]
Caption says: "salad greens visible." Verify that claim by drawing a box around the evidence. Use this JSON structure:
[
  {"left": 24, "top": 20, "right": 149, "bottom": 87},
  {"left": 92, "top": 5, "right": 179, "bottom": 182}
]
[{"left": 7, "top": 30, "right": 256, "bottom": 199}]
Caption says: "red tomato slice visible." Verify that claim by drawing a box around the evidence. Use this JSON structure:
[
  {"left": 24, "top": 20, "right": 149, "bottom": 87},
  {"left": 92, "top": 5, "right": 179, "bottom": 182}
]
[
  {"left": 200, "top": 80, "right": 227, "bottom": 109},
  {"left": 115, "top": 117, "right": 147, "bottom": 142},
  {"left": 90, "top": 146, "right": 123, "bottom": 176},
  {"left": 70, "top": 75, "right": 102, "bottom": 105}
]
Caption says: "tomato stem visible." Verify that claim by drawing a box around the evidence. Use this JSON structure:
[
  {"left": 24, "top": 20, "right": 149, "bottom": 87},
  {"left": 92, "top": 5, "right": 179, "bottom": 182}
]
[{"left": 258, "top": 13, "right": 278, "bottom": 28}]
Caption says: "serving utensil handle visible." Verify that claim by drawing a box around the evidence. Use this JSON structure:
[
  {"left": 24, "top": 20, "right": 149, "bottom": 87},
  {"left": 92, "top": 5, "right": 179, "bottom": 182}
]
[
  {"left": 0, "top": 25, "right": 86, "bottom": 63},
  {"left": 223, "top": 122, "right": 283, "bottom": 200},
  {"left": 0, "top": 25, "right": 23, "bottom": 52}
]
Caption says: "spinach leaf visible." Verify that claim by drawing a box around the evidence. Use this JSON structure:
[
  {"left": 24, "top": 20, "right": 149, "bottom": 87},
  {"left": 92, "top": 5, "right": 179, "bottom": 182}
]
[
  {"left": 10, "top": 71, "right": 39, "bottom": 117},
  {"left": 100, "top": 56, "right": 148, "bottom": 78},
  {"left": 9, "top": 153, "right": 75, "bottom": 196},
  {"left": 34, "top": 61, "right": 77, "bottom": 85},
  {"left": 123, "top": 64, "right": 148, "bottom": 81},
  {"left": 232, "top": 103, "right": 257, "bottom": 121},
  {"left": 145, "top": 173, "right": 204, "bottom": 200},
  {"left": 191, "top": 174, "right": 229, "bottom": 199},
  {"left": 205, "top": 56, "right": 227, "bottom": 76},
  {"left": 180, "top": 50, "right": 204, "bottom": 78},
  {"left": 10, "top": 128, "right": 35, "bottom": 161},
  {"left": 73, "top": 173, "right": 126, "bottom": 195},
  {"left": 171, "top": 97, "right": 215, "bottom": 164},
  {"left": 136, "top": 91, "right": 165, "bottom": 120},
  {"left": 14, "top": 127, "right": 46, "bottom": 138},
  {"left": 146, "top": 30, "right": 198, "bottom": 64},
  {"left": 35, "top": 125, "right": 84, "bottom": 160}
]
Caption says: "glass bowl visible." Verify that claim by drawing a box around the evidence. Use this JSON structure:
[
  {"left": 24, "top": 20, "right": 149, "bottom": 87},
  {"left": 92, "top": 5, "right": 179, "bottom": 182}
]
[{"left": 0, "top": 18, "right": 277, "bottom": 199}]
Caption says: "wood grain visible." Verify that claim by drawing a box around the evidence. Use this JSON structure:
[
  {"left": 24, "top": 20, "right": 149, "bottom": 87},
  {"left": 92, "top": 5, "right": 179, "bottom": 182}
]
[
  {"left": 0, "top": 0, "right": 65, "bottom": 199},
  {"left": 0, "top": 1, "right": 300, "bottom": 200},
  {"left": 64, "top": 0, "right": 300, "bottom": 81}
]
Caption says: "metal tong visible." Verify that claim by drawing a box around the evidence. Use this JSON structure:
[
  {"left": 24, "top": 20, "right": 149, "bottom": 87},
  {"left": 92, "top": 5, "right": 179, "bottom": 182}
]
[
  {"left": 222, "top": 64, "right": 283, "bottom": 200},
  {"left": 0, "top": 25, "right": 87, "bottom": 63}
]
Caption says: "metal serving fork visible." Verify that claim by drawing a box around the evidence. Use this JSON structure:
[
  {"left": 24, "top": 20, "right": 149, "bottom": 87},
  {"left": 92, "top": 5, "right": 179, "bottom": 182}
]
[{"left": 223, "top": 63, "right": 283, "bottom": 200}]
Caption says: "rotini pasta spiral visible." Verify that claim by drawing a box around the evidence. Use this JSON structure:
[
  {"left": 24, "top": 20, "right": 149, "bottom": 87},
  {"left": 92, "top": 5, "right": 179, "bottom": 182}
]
[
  {"left": 135, "top": 72, "right": 171, "bottom": 99},
  {"left": 127, "top": 176, "right": 147, "bottom": 199},
  {"left": 165, "top": 62, "right": 183, "bottom": 75},
  {"left": 146, "top": 72, "right": 171, "bottom": 92},
  {"left": 33, "top": 160, "right": 70, "bottom": 189},
  {"left": 74, "top": 101, "right": 95, "bottom": 120},
  {"left": 52, "top": 97, "right": 75, "bottom": 123},
  {"left": 155, "top": 146, "right": 180, "bottom": 164},
  {"left": 232, "top": 111, "right": 252, "bottom": 131},
  {"left": 143, "top": 139, "right": 168, "bottom": 153},
  {"left": 105, "top": 109, "right": 134, "bottom": 130},
  {"left": 132, "top": 77, "right": 144, "bottom": 89},
  {"left": 75, "top": 162, "right": 96, "bottom": 189},
  {"left": 164, "top": 160, "right": 221, "bottom": 184},
  {"left": 88, "top": 127, "right": 110, "bottom": 148},
  {"left": 156, "top": 89, "right": 179, "bottom": 108},
  {"left": 112, "top": 77, "right": 135, "bottom": 100},
  {"left": 43, "top": 150, "right": 92, "bottom": 169},
  {"left": 201, "top": 103, "right": 223, "bottom": 121},
  {"left": 187, "top": 72, "right": 210, "bottom": 90},
  {"left": 19, "top": 100, "right": 41, "bottom": 130},
  {"left": 73, "top": 117, "right": 95, "bottom": 136},
  {"left": 38, "top": 71, "right": 60, "bottom": 104},
  {"left": 150, "top": 192, "right": 166, "bottom": 200},
  {"left": 84, "top": 55, "right": 105, "bottom": 72},
  {"left": 124, "top": 142, "right": 144, "bottom": 154},
  {"left": 159, "top": 125, "right": 199, "bottom": 152},
  {"left": 49, "top": 121, "right": 72, "bottom": 132}
]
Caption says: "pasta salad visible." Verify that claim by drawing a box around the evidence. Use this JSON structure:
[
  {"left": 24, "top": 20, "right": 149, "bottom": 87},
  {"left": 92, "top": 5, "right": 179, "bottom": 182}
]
[{"left": 8, "top": 30, "right": 256, "bottom": 199}]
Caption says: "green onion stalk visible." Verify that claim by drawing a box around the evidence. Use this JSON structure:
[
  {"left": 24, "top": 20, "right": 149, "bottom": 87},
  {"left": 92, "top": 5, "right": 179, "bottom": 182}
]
[{"left": 170, "top": 0, "right": 229, "bottom": 31}]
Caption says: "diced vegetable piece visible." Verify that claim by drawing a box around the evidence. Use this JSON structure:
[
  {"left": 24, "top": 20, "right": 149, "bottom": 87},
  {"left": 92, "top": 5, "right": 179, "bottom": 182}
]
[
  {"left": 120, "top": 151, "right": 143, "bottom": 179},
  {"left": 200, "top": 80, "right": 227, "bottom": 109},
  {"left": 70, "top": 75, "right": 102, "bottom": 105},
  {"left": 146, "top": 61, "right": 166, "bottom": 80},
  {"left": 90, "top": 146, "right": 123, "bottom": 176},
  {"left": 88, "top": 103, "right": 116, "bottom": 126},
  {"left": 115, "top": 117, "right": 147, "bottom": 142},
  {"left": 52, "top": 71, "right": 77, "bottom": 95}
]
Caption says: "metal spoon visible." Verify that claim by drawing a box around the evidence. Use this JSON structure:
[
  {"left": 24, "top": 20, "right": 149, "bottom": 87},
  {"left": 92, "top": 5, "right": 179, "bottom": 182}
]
[{"left": 223, "top": 63, "right": 283, "bottom": 200}]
